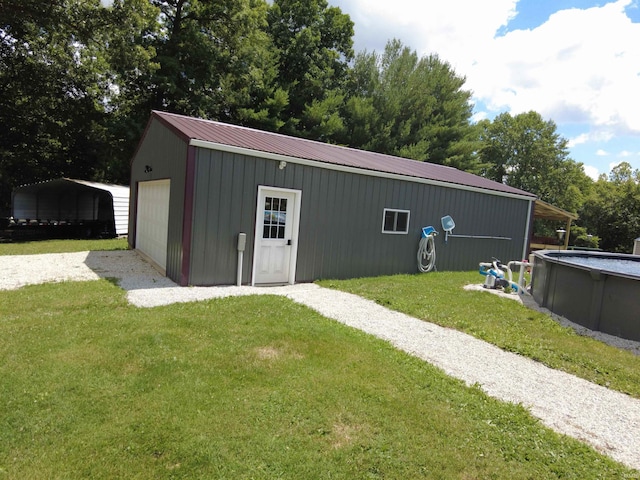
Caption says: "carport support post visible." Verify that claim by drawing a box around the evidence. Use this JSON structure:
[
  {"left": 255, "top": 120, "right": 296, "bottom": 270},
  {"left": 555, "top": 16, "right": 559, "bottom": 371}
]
[
  {"left": 563, "top": 217, "right": 572, "bottom": 250},
  {"left": 237, "top": 233, "right": 247, "bottom": 286}
]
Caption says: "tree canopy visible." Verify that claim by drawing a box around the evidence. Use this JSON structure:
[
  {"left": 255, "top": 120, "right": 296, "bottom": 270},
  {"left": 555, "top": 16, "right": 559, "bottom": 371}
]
[
  {"left": 0, "top": 3, "right": 479, "bottom": 214},
  {"left": 267, "top": 0, "right": 354, "bottom": 138},
  {"left": 579, "top": 162, "right": 640, "bottom": 253},
  {"left": 340, "top": 40, "right": 480, "bottom": 172},
  {"left": 477, "top": 111, "right": 592, "bottom": 214},
  {"left": 1, "top": 0, "right": 635, "bottom": 252},
  {"left": 0, "top": 0, "right": 117, "bottom": 206}
]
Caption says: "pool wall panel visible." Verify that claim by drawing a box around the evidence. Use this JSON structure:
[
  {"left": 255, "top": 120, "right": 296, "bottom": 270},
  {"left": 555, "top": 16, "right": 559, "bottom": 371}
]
[
  {"left": 600, "top": 275, "right": 639, "bottom": 340},
  {"left": 532, "top": 251, "right": 640, "bottom": 342}
]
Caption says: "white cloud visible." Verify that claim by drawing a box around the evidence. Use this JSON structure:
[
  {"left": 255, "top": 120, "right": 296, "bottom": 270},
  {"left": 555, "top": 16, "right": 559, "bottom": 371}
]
[
  {"left": 618, "top": 150, "right": 635, "bottom": 157},
  {"left": 567, "top": 133, "right": 589, "bottom": 147},
  {"left": 596, "top": 149, "right": 610, "bottom": 156},
  {"left": 469, "top": 1, "right": 640, "bottom": 134},
  {"left": 471, "top": 111, "right": 488, "bottom": 123},
  {"left": 333, "top": 0, "right": 518, "bottom": 66},
  {"left": 583, "top": 165, "right": 600, "bottom": 181},
  {"left": 333, "top": 0, "right": 640, "bottom": 140}
]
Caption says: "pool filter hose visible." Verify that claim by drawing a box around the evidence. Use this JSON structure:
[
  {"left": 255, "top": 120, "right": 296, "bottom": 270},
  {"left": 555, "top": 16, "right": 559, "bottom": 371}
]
[{"left": 417, "top": 232, "right": 437, "bottom": 273}]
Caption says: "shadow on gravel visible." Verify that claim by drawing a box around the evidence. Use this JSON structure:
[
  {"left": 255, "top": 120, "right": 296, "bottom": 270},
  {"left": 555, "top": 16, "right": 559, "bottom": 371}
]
[{"left": 84, "top": 250, "right": 178, "bottom": 292}]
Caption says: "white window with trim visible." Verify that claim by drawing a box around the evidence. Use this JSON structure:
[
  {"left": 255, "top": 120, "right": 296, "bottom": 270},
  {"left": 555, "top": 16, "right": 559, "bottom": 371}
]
[{"left": 382, "top": 208, "right": 410, "bottom": 234}]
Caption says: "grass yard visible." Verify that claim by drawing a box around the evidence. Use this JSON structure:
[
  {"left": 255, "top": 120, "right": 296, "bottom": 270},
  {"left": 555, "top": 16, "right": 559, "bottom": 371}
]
[
  {"left": 0, "top": 237, "right": 128, "bottom": 255},
  {"left": 1, "top": 240, "right": 639, "bottom": 477},
  {"left": 319, "top": 272, "right": 640, "bottom": 399},
  {"left": 0, "top": 279, "right": 637, "bottom": 479}
]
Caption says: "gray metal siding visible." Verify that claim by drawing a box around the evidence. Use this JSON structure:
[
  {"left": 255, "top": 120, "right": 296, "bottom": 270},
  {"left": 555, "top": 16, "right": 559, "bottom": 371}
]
[
  {"left": 187, "top": 147, "right": 532, "bottom": 285},
  {"left": 129, "top": 119, "right": 188, "bottom": 281},
  {"left": 189, "top": 150, "right": 261, "bottom": 285}
]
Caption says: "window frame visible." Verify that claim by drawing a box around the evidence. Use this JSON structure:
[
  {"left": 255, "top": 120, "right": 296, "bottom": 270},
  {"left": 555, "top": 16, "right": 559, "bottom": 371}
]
[{"left": 381, "top": 208, "right": 411, "bottom": 235}]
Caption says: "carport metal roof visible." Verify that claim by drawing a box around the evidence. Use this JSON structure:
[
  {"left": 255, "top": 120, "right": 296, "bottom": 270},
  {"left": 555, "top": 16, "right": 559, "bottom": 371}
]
[
  {"left": 534, "top": 199, "right": 578, "bottom": 222},
  {"left": 15, "top": 178, "right": 129, "bottom": 199},
  {"left": 532, "top": 199, "right": 577, "bottom": 250}
]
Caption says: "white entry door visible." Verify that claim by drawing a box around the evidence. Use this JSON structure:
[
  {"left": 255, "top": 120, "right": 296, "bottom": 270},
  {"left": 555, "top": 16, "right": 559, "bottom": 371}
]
[{"left": 252, "top": 186, "right": 301, "bottom": 285}]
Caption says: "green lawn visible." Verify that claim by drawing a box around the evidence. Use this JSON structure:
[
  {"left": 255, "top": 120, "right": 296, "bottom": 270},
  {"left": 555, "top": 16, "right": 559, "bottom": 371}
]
[
  {"left": 1, "top": 240, "right": 639, "bottom": 478},
  {"left": 0, "top": 279, "right": 638, "bottom": 478},
  {"left": 319, "top": 272, "right": 640, "bottom": 399},
  {"left": 0, "top": 237, "right": 128, "bottom": 255}
]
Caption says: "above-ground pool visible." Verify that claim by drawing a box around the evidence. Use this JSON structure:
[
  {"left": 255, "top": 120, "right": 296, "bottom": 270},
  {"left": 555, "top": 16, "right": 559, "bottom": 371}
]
[{"left": 531, "top": 250, "right": 640, "bottom": 342}]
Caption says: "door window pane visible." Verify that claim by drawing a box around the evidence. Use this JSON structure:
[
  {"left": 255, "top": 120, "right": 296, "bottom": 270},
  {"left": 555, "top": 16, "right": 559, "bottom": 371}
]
[{"left": 263, "top": 196, "right": 289, "bottom": 239}]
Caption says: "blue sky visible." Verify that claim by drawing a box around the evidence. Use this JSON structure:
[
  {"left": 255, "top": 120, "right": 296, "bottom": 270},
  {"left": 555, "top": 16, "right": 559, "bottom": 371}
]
[{"left": 332, "top": 0, "right": 640, "bottom": 180}]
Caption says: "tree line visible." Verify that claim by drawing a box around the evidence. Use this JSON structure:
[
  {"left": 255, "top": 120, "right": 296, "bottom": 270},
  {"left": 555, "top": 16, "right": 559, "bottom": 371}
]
[{"left": 1, "top": 0, "right": 638, "bottom": 252}]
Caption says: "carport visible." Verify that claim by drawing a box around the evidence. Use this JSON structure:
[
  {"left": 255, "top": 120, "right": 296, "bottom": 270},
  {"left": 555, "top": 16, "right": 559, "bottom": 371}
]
[
  {"left": 11, "top": 178, "right": 129, "bottom": 238},
  {"left": 530, "top": 199, "right": 577, "bottom": 251}
]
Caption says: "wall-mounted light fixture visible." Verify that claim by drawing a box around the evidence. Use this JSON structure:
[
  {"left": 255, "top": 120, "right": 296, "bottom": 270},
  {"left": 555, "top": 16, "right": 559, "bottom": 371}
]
[
  {"left": 144, "top": 165, "right": 153, "bottom": 173},
  {"left": 278, "top": 161, "right": 287, "bottom": 170}
]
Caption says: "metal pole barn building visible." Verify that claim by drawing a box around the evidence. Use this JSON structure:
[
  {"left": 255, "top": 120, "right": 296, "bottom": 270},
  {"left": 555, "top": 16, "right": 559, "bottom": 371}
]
[{"left": 129, "top": 111, "right": 536, "bottom": 286}]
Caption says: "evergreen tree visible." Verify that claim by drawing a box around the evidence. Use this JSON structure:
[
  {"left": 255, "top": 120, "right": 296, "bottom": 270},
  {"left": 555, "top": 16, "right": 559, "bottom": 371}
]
[{"left": 341, "top": 40, "right": 480, "bottom": 172}]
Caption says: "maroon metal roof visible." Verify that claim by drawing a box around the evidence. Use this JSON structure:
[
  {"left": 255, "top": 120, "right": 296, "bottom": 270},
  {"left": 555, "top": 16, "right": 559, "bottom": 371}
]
[{"left": 152, "top": 110, "right": 535, "bottom": 198}]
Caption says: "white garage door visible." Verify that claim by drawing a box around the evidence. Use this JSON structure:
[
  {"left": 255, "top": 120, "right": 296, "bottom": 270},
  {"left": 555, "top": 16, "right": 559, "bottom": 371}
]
[{"left": 136, "top": 179, "right": 170, "bottom": 271}]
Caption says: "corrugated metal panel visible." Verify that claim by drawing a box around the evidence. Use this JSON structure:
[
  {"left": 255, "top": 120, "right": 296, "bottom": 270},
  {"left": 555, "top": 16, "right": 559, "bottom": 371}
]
[
  {"left": 11, "top": 192, "right": 37, "bottom": 219},
  {"left": 11, "top": 178, "right": 129, "bottom": 235},
  {"left": 189, "top": 149, "right": 256, "bottom": 285},
  {"left": 129, "top": 119, "right": 188, "bottom": 282},
  {"left": 186, "top": 147, "right": 532, "bottom": 285},
  {"left": 112, "top": 200, "right": 130, "bottom": 235},
  {"left": 153, "top": 111, "right": 535, "bottom": 199},
  {"left": 72, "top": 179, "right": 130, "bottom": 235}
]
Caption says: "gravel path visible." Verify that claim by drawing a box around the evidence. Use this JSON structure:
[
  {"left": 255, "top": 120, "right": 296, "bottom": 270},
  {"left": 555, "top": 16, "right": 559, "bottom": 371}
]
[{"left": 2, "top": 250, "right": 640, "bottom": 471}]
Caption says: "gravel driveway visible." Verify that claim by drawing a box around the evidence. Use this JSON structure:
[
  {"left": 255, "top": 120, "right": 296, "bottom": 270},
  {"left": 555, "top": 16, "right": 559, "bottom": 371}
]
[{"left": 2, "top": 250, "right": 640, "bottom": 471}]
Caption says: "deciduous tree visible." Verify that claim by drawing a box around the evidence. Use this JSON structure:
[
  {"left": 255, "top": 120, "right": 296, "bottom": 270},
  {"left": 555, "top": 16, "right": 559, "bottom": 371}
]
[
  {"left": 141, "top": 0, "right": 282, "bottom": 124},
  {"left": 477, "top": 111, "right": 591, "bottom": 213},
  {"left": 267, "top": 0, "right": 353, "bottom": 137},
  {"left": 0, "top": 0, "right": 115, "bottom": 213},
  {"left": 579, "top": 162, "right": 640, "bottom": 253}
]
